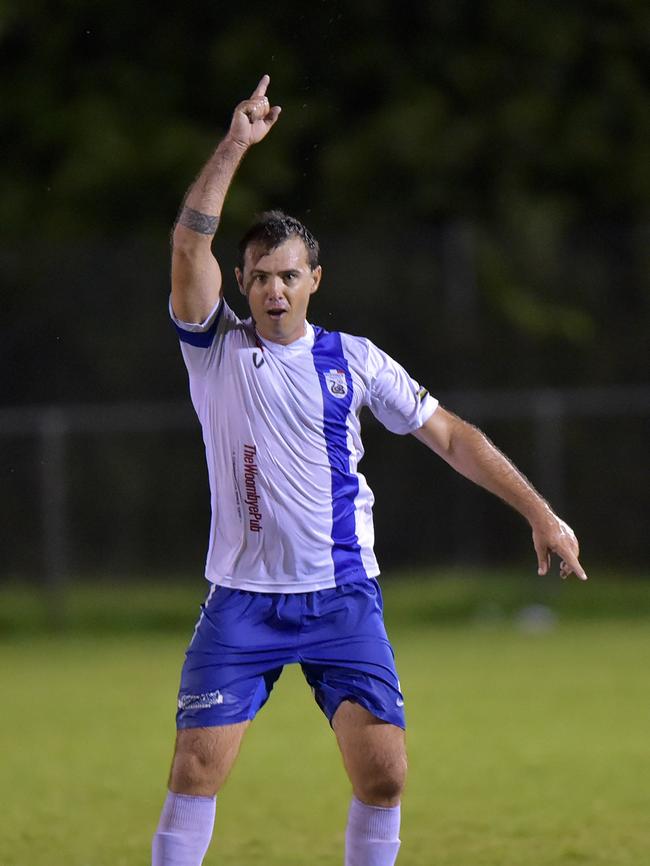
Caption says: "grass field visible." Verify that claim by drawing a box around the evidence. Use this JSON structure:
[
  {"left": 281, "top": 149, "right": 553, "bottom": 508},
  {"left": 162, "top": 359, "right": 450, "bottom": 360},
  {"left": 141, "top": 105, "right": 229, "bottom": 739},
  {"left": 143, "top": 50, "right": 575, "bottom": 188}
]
[{"left": 1, "top": 571, "right": 649, "bottom": 865}]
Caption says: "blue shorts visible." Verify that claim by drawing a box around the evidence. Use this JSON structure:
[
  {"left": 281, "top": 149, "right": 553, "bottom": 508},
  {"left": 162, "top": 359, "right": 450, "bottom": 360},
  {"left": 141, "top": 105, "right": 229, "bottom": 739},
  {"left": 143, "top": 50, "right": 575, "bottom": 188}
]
[{"left": 176, "top": 578, "right": 405, "bottom": 730}]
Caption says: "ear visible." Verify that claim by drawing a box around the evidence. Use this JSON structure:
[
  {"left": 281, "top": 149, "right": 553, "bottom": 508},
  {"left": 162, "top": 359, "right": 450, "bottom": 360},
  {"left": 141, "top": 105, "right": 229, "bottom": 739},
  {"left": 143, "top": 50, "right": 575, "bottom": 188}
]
[
  {"left": 309, "top": 265, "right": 322, "bottom": 295},
  {"left": 235, "top": 267, "right": 246, "bottom": 296}
]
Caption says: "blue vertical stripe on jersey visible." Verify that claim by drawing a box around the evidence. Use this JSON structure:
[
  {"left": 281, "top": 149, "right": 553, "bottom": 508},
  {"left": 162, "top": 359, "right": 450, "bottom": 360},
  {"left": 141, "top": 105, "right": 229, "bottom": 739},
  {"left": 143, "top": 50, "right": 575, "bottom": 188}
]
[
  {"left": 311, "top": 327, "right": 367, "bottom": 582},
  {"left": 173, "top": 301, "right": 224, "bottom": 347}
]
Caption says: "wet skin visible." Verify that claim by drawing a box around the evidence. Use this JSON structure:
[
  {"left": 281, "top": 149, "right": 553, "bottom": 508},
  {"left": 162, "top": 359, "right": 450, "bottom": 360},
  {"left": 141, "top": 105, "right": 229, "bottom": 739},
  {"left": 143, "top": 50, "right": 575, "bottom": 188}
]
[{"left": 236, "top": 238, "right": 322, "bottom": 345}]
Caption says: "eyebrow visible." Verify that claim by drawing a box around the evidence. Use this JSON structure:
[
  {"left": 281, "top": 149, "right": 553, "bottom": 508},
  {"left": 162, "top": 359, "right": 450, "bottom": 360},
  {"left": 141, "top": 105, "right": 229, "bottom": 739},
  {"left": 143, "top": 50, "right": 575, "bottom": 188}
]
[{"left": 250, "top": 267, "right": 301, "bottom": 276}]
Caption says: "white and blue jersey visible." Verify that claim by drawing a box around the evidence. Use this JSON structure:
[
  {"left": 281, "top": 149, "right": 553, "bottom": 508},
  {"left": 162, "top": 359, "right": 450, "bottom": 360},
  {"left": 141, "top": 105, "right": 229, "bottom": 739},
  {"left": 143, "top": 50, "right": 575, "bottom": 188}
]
[{"left": 171, "top": 297, "right": 438, "bottom": 593}]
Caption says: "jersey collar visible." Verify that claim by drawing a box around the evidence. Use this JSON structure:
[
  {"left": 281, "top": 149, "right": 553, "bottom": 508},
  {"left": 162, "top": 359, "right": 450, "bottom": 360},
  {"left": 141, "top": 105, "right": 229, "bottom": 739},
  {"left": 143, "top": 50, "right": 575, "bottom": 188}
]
[{"left": 254, "top": 321, "right": 315, "bottom": 355}]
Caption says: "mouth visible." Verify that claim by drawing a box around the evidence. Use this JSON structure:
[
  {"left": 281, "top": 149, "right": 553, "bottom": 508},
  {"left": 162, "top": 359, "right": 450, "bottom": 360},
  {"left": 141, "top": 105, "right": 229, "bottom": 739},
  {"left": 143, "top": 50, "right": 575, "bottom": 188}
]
[{"left": 266, "top": 309, "right": 287, "bottom": 319}]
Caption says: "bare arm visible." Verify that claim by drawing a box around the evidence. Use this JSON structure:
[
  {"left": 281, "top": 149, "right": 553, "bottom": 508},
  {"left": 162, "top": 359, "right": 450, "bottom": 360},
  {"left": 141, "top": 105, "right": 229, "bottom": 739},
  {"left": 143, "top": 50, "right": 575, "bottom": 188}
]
[
  {"left": 171, "top": 75, "right": 281, "bottom": 323},
  {"left": 413, "top": 406, "right": 588, "bottom": 581}
]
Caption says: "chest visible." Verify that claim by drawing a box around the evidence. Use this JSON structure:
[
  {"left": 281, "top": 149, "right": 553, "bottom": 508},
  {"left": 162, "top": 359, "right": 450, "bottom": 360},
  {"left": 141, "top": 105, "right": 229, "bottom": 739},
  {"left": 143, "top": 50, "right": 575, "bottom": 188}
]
[{"left": 215, "top": 344, "right": 366, "bottom": 434}]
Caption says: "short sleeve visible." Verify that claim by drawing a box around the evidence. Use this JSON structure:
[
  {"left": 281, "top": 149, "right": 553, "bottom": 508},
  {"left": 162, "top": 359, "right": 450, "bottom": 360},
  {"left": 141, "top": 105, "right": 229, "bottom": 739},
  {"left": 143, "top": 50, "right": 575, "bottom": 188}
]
[
  {"left": 169, "top": 296, "right": 224, "bottom": 344},
  {"left": 365, "top": 340, "right": 438, "bottom": 434},
  {"left": 169, "top": 296, "right": 242, "bottom": 375},
  {"left": 169, "top": 297, "right": 245, "bottom": 418}
]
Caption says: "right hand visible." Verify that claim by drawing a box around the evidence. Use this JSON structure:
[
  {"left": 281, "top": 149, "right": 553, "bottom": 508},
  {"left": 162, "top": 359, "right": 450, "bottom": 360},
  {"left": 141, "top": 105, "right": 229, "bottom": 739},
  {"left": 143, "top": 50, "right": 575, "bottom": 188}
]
[
  {"left": 227, "top": 75, "right": 281, "bottom": 149},
  {"left": 532, "top": 512, "right": 588, "bottom": 581}
]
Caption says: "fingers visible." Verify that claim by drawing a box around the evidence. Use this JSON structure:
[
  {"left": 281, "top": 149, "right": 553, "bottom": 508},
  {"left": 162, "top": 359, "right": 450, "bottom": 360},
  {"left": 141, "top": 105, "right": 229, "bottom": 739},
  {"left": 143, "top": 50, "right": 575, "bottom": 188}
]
[
  {"left": 553, "top": 524, "right": 588, "bottom": 581},
  {"left": 241, "top": 95, "right": 270, "bottom": 123},
  {"left": 264, "top": 105, "right": 282, "bottom": 127},
  {"left": 251, "top": 73, "right": 270, "bottom": 98},
  {"left": 533, "top": 520, "right": 588, "bottom": 581},
  {"left": 237, "top": 75, "right": 279, "bottom": 125},
  {"left": 557, "top": 547, "right": 588, "bottom": 581},
  {"left": 533, "top": 535, "right": 551, "bottom": 576},
  {"left": 229, "top": 76, "right": 280, "bottom": 147},
  {"left": 536, "top": 545, "right": 587, "bottom": 581}
]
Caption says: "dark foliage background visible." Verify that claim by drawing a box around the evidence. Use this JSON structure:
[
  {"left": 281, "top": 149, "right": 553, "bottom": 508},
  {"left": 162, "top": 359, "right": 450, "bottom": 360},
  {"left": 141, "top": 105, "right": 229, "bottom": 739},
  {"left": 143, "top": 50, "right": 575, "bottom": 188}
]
[{"left": 1, "top": 0, "right": 648, "bottom": 575}]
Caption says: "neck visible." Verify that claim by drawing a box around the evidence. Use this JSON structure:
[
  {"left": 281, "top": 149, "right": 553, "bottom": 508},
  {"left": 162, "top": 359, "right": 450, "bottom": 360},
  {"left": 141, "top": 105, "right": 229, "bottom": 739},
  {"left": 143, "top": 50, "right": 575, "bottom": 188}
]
[{"left": 255, "top": 320, "right": 307, "bottom": 345}]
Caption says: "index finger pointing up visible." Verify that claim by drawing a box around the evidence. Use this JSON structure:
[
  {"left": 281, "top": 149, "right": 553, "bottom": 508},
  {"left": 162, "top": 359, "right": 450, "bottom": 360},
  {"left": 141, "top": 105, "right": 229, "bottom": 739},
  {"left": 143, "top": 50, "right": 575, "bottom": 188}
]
[{"left": 251, "top": 74, "right": 270, "bottom": 98}]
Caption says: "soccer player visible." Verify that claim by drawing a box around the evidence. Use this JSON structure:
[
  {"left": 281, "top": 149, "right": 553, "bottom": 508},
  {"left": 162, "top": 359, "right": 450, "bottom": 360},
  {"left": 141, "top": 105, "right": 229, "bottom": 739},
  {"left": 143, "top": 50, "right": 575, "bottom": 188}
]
[{"left": 152, "top": 76, "right": 587, "bottom": 866}]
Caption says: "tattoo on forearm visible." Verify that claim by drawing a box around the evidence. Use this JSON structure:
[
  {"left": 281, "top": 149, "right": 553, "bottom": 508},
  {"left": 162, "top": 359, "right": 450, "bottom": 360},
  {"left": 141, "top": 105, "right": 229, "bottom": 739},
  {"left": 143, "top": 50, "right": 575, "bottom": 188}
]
[{"left": 177, "top": 206, "right": 220, "bottom": 235}]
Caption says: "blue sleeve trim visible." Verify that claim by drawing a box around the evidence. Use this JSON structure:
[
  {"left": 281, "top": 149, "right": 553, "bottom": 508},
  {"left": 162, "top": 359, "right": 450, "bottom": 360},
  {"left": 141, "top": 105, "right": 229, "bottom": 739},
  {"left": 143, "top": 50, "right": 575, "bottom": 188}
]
[{"left": 173, "top": 302, "right": 224, "bottom": 348}]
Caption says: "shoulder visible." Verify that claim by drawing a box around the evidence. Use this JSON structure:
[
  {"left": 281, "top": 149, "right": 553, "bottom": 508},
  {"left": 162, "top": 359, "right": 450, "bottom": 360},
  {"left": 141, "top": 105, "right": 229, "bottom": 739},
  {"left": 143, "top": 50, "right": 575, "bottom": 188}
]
[
  {"left": 172, "top": 298, "right": 255, "bottom": 372},
  {"left": 312, "top": 325, "right": 373, "bottom": 369}
]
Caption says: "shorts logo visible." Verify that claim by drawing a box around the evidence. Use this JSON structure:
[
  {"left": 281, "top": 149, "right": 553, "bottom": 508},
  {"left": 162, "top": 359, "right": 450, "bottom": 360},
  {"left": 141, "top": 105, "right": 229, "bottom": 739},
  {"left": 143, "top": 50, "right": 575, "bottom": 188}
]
[
  {"left": 324, "top": 368, "right": 348, "bottom": 399},
  {"left": 178, "top": 690, "right": 224, "bottom": 710}
]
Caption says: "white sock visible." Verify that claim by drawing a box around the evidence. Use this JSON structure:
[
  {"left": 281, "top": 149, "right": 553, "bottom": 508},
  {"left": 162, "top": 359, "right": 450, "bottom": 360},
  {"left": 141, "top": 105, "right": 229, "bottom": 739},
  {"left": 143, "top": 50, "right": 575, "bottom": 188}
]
[
  {"left": 152, "top": 791, "right": 216, "bottom": 866},
  {"left": 345, "top": 795, "right": 401, "bottom": 866}
]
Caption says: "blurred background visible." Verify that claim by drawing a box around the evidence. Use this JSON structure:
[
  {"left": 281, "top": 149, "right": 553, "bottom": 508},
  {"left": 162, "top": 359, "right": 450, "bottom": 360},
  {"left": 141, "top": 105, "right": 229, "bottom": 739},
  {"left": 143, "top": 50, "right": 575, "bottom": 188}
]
[
  {"left": 2, "top": 5, "right": 650, "bottom": 865},
  {"left": 1, "top": 0, "right": 649, "bottom": 615}
]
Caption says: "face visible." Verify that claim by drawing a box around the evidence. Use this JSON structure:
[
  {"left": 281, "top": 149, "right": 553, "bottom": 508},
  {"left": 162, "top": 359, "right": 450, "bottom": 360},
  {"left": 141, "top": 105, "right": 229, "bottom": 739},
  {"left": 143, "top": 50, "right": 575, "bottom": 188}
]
[{"left": 236, "top": 237, "right": 322, "bottom": 345}]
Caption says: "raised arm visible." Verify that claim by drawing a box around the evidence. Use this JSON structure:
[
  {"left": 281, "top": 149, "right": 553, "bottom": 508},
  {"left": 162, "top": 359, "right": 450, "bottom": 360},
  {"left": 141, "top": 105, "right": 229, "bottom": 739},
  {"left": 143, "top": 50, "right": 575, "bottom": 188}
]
[
  {"left": 413, "top": 406, "right": 588, "bottom": 581},
  {"left": 171, "top": 75, "right": 281, "bottom": 323}
]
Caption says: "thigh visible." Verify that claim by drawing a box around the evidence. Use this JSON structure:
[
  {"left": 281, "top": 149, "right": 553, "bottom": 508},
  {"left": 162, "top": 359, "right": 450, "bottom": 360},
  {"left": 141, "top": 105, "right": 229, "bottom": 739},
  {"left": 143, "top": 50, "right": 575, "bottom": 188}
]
[
  {"left": 332, "top": 700, "right": 407, "bottom": 807},
  {"left": 170, "top": 722, "right": 249, "bottom": 796}
]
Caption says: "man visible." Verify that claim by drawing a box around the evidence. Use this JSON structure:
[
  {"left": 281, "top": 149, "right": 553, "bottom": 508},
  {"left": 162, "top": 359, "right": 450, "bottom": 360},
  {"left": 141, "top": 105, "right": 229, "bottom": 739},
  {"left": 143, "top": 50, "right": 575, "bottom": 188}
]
[{"left": 152, "top": 75, "right": 587, "bottom": 866}]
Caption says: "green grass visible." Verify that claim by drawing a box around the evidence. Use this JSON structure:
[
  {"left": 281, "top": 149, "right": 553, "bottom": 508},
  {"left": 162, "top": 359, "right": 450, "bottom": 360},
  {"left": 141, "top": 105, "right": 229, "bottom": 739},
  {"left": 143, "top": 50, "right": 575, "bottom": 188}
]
[{"left": 1, "top": 572, "right": 649, "bottom": 865}]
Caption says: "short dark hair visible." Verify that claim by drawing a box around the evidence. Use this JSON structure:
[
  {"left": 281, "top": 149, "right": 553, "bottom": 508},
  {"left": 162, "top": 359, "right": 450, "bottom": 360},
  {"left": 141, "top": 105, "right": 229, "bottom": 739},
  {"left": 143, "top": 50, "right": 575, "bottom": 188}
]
[{"left": 237, "top": 210, "right": 320, "bottom": 271}]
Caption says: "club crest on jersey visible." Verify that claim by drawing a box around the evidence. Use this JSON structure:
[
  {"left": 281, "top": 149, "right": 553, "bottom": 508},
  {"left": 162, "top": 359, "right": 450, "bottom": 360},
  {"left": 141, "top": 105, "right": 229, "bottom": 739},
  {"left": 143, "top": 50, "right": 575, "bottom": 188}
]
[{"left": 324, "top": 368, "right": 348, "bottom": 399}]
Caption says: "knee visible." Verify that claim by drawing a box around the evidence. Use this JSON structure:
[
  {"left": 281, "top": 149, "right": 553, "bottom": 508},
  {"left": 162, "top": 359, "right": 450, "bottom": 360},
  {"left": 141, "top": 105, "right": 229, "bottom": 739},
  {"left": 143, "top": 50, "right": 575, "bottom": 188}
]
[
  {"left": 172, "top": 752, "right": 212, "bottom": 793},
  {"left": 167, "top": 721, "right": 248, "bottom": 796},
  {"left": 169, "top": 732, "right": 219, "bottom": 796},
  {"left": 355, "top": 755, "right": 407, "bottom": 807}
]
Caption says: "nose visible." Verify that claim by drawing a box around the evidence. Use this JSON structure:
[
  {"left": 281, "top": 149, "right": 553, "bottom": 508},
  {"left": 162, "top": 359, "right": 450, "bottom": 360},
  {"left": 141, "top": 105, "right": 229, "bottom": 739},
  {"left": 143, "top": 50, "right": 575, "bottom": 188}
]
[{"left": 267, "top": 276, "right": 285, "bottom": 299}]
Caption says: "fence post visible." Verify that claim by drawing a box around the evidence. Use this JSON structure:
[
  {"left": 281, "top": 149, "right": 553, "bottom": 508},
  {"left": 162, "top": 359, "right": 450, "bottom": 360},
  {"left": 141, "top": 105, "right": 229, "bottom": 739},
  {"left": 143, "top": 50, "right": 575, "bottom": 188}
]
[
  {"left": 441, "top": 220, "right": 479, "bottom": 386},
  {"left": 441, "top": 223, "right": 485, "bottom": 562},
  {"left": 533, "top": 390, "right": 565, "bottom": 514},
  {"left": 39, "top": 407, "right": 69, "bottom": 625}
]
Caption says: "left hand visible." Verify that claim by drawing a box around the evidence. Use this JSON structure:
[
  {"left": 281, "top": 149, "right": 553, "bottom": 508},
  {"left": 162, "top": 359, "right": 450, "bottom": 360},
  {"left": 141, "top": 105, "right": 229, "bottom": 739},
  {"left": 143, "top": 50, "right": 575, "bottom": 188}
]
[
  {"left": 227, "top": 74, "right": 282, "bottom": 150},
  {"left": 532, "top": 514, "right": 588, "bottom": 581}
]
